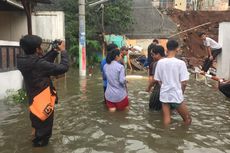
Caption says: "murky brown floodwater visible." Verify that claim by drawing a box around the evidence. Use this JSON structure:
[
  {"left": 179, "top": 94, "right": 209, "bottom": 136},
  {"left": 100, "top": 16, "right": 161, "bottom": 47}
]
[{"left": 0, "top": 68, "right": 230, "bottom": 153}]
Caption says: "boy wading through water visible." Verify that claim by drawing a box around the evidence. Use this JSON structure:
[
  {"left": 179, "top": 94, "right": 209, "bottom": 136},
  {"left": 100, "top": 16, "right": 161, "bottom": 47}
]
[
  {"left": 154, "top": 40, "right": 192, "bottom": 126},
  {"left": 146, "top": 45, "right": 165, "bottom": 110},
  {"left": 17, "top": 35, "right": 69, "bottom": 147}
]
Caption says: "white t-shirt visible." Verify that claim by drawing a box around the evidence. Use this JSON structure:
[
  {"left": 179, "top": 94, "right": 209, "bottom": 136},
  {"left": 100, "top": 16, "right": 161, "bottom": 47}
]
[
  {"left": 154, "top": 58, "right": 189, "bottom": 103},
  {"left": 203, "top": 37, "right": 221, "bottom": 50}
]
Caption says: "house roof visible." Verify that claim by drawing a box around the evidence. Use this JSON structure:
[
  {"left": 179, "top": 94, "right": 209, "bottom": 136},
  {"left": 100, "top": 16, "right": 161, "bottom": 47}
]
[
  {"left": 0, "top": 0, "right": 53, "bottom": 11},
  {"left": 0, "top": 0, "right": 23, "bottom": 10}
]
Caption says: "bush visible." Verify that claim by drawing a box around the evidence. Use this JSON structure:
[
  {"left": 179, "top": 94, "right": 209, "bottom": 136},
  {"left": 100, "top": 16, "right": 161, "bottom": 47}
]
[{"left": 6, "top": 89, "right": 27, "bottom": 104}]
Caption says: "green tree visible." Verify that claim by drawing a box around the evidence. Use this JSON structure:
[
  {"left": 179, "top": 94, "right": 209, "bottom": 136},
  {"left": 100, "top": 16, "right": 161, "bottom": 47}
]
[
  {"left": 57, "top": 0, "right": 134, "bottom": 65},
  {"left": 104, "top": 0, "right": 133, "bottom": 34}
]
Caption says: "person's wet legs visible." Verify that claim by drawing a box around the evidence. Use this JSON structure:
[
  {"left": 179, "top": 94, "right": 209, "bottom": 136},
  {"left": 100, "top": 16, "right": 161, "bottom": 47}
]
[
  {"left": 176, "top": 102, "right": 192, "bottom": 126},
  {"left": 162, "top": 103, "right": 171, "bottom": 126},
  {"left": 30, "top": 112, "right": 54, "bottom": 147},
  {"left": 202, "top": 49, "right": 221, "bottom": 72}
]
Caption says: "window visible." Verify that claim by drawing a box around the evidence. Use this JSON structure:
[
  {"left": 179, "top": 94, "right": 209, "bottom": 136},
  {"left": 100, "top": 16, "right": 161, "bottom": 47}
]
[{"left": 0, "top": 46, "right": 22, "bottom": 72}]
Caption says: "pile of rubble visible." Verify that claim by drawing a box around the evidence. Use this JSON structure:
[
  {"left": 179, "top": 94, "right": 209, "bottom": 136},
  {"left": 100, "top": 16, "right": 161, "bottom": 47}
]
[{"left": 167, "top": 9, "right": 230, "bottom": 67}]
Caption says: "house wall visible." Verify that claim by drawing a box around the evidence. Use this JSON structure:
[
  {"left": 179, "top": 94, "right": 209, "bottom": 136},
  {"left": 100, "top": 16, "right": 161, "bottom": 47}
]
[
  {"left": 0, "top": 70, "right": 23, "bottom": 99},
  {"left": 153, "top": 0, "right": 229, "bottom": 10},
  {"left": 0, "top": 10, "right": 65, "bottom": 100},
  {"left": 175, "top": 0, "right": 187, "bottom": 10},
  {"left": 191, "top": 0, "right": 229, "bottom": 10},
  {"left": 0, "top": 11, "right": 27, "bottom": 41},
  {"left": 0, "top": 41, "right": 23, "bottom": 100},
  {"left": 202, "top": 0, "right": 229, "bottom": 10},
  {"left": 0, "top": 11, "right": 65, "bottom": 42}
]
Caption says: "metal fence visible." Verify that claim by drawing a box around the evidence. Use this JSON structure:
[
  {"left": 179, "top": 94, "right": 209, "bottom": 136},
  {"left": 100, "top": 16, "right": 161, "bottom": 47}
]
[{"left": 0, "top": 46, "right": 23, "bottom": 72}]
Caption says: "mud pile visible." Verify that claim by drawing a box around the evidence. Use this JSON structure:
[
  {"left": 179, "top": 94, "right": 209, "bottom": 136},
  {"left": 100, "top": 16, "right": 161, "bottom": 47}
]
[{"left": 167, "top": 9, "right": 230, "bottom": 67}]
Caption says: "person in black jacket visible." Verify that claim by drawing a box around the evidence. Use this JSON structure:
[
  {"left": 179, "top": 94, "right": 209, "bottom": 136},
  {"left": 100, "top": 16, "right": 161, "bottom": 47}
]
[{"left": 17, "top": 35, "right": 69, "bottom": 147}]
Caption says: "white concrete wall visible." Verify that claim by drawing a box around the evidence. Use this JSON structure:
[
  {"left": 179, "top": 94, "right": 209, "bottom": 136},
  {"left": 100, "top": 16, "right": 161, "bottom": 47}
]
[
  {"left": 0, "top": 70, "right": 23, "bottom": 99},
  {"left": 217, "top": 22, "right": 230, "bottom": 80},
  {"left": 0, "top": 40, "right": 19, "bottom": 46},
  {"left": 0, "top": 11, "right": 27, "bottom": 41},
  {"left": 0, "top": 11, "right": 65, "bottom": 42},
  {"left": 32, "top": 11, "right": 65, "bottom": 41}
]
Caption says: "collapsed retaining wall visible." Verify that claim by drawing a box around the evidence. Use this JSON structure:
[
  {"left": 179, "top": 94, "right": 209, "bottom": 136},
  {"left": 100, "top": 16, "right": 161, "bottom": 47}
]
[{"left": 168, "top": 9, "right": 230, "bottom": 67}]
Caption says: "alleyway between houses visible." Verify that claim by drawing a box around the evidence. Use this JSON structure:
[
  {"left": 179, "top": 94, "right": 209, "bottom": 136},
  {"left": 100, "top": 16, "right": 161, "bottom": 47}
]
[{"left": 0, "top": 68, "right": 229, "bottom": 153}]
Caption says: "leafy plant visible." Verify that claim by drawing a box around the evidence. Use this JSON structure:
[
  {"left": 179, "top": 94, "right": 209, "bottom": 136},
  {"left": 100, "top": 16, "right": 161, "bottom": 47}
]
[{"left": 6, "top": 89, "right": 27, "bottom": 104}]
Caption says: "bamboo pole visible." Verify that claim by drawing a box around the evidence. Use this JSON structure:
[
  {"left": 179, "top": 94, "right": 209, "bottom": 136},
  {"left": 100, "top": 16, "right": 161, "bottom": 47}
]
[{"left": 168, "top": 22, "right": 212, "bottom": 38}]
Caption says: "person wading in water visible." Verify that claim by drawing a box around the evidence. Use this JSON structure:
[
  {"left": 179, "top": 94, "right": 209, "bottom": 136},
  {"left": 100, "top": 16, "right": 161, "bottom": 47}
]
[{"left": 17, "top": 35, "right": 69, "bottom": 147}]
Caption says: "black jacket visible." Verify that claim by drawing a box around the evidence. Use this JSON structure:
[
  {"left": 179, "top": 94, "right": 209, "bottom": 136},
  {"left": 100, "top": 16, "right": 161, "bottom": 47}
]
[{"left": 17, "top": 50, "right": 69, "bottom": 105}]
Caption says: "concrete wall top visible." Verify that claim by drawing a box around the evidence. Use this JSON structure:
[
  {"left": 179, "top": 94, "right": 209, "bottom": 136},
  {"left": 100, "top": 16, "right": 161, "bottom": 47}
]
[
  {"left": 32, "top": 11, "right": 65, "bottom": 41},
  {"left": 0, "top": 40, "right": 19, "bottom": 46}
]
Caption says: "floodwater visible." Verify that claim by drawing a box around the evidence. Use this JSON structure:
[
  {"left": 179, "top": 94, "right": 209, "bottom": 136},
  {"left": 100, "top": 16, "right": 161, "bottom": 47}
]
[{"left": 0, "top": 68, "right": 230, "bottom": 153}]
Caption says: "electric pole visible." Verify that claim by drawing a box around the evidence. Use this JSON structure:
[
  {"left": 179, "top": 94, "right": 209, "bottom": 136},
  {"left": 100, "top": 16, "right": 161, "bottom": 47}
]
[
  {"left": 78, "top": 0, "right": 110, "bottom": 76},
  {"left": 79, "top": 0, "right": 86, "bottom": 76}
]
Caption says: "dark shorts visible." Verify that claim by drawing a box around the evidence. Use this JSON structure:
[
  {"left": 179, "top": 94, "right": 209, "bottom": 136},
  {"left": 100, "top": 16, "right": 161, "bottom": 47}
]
[
  {"left": 162, "top": 102, "right": 181, "bottom": 110},
  {"left": 169, "top": 103, "right": 181, "bottom": 110},
  {"left": 106, "top": 96, "right": 129, "bottom": 110}
]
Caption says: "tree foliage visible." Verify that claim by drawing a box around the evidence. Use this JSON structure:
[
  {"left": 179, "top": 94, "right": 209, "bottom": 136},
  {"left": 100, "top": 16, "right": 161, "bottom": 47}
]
[
  {"left": 56, "top": 0, "right": 134, "bottom": 65},
  {"left": 104, "top": 0, "right": 133, "bottom": 34}
]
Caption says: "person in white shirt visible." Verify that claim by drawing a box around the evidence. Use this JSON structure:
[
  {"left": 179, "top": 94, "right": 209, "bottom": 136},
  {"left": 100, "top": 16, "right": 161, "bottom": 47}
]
[
  {"left": 154, "top": 40, "right": 192, "bottom": 126},
  {"left": 198, "top": 32, "right": 222, "bottom": 72}
]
